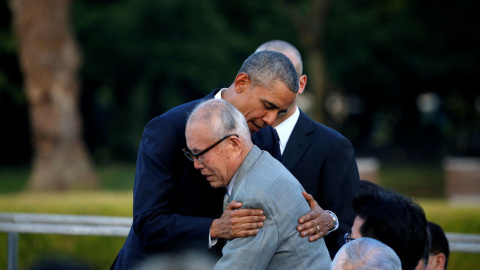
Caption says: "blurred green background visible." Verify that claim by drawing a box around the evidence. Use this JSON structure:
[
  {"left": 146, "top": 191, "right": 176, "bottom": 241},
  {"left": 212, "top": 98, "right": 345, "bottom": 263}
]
[
  {"left": 1, "top": 0, "right": 479, "bottom": 166},
  {"left": 1, "top": 0, "right": 479, "bottom": 269}
]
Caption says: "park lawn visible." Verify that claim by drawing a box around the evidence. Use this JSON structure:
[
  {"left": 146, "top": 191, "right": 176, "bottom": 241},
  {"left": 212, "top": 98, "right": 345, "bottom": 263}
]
[
  {"left": 0, "top": 162, "right": 479, "bottom": 268},
  {"left": 0, "top": 163, "right": 137, "bottom": 193},
  {"left": 419, "top": 199, "right": 480, "bottom": 270},
  {"left": 0, "top": 192, "right": 479, "bottom": 269},
  {"left": 0, "top": 191, "right": 133, "bottom": 269}
]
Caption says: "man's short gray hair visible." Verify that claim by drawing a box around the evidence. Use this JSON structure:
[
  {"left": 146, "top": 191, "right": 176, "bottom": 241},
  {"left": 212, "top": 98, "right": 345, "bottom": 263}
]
[
  {"left": 331, "top": 237, "right": 402, "bottom": 270},
  {"left": 187, "top": 99, "right": 251, "bottom": 142},
  {"left": 238, "top": 50, "right": 299, "bottom": 94}
]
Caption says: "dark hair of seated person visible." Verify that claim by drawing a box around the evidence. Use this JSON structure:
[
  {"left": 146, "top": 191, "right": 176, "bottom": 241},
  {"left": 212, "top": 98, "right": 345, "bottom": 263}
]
[
  {"left": 428, "top": 221, "right": 450, "bottom": 269},
  {"left": 352, "top": 188, "right": 428, "bottom": 270}
]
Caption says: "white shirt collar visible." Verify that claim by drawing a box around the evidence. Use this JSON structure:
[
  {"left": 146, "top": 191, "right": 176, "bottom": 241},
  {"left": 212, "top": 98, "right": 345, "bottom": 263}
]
[
  {"left": 274, "top": 107, "right": 300, "bottom": 154},
  {"left": 214, "top": 88, "right": 227, "bottom": 100}
]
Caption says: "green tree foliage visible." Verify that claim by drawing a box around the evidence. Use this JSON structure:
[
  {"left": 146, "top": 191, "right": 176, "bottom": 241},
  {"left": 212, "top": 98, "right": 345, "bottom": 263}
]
[
  {"left": 323, "top": 0, "right": 480, "bottom": 160},
  {"left": 73, "top": 0, "right": 297, "bottom": 162},
  {"left": 0, "top": 0, "right": 478, "bottom": 164}
]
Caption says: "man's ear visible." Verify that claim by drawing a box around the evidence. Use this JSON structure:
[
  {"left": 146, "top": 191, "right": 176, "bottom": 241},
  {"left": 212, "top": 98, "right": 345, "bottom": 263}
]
[
  {"left": 431, "top": 253, "right": 446, "bottom": 270},
  {"left": 298, "top": 75, "right": 307, "bottom": 95},
  {"left": 234, "top": 73, "right": 250, "bottom": 93},
  {"left": 228, "top": 136, "right": 242, "bottom": 153}
]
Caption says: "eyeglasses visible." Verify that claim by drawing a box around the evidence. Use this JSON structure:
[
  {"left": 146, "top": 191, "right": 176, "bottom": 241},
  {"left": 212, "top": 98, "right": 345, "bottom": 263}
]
[
  {"left": 183, "top": 134, "right": 238, "bottom": 162},
  {"left": 344, "top": 233, "right": 356, "bottom": 243}
]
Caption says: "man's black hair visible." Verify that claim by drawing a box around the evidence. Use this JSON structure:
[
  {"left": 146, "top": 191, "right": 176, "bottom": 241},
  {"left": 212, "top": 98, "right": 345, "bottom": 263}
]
[
  {"left": 428, "top": 221, "right": 450, "bottom": 270},
  {"left": 352, "top": 189, "right": 428, "bottom": 270}
]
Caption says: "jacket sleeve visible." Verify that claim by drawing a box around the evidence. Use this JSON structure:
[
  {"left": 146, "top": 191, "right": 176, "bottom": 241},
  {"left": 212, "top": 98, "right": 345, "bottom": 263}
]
[
  {"left": 320, "top": 136, "right": 359, "bottom": 250},
  {"left": 215, "top": 201, "right": 277, "bottom": 270},
  {"left": 131, "top": 115, "right": 215, "bottom": 251}
]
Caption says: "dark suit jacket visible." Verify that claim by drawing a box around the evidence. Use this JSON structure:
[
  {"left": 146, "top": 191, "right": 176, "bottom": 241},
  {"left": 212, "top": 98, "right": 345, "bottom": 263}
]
[
  {"left": 252, "top": 110, "right": 360, "bottom": 257},
  {"left": 111, "top": 90, "right": 225, "bottom": 270}
]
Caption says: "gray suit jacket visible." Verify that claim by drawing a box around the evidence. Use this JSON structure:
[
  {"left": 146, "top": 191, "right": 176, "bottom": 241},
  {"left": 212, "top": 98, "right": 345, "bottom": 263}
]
[{"left": 215, "top": 146, "right": 331, "bottom": 270}]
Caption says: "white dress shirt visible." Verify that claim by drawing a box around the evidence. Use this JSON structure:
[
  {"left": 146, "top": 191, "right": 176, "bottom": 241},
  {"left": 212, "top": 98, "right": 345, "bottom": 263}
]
[
  {"left": 274, "top": 107, "right": 300, "bottom": 155},
  {"left": 214, "top": 88, "right": 227, "bottom": 100}
]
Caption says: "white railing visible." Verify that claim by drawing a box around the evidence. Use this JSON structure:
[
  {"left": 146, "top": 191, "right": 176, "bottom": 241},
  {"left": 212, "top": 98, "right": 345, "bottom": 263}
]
[
  {"left": 1, "top": 212, "right": 480, "bottom": 270},
  {"left": 0, "top": 212, "right": 131, "bottom": 236},
  {"left": 446, "top": 232, "right": 480, "bottom": 253},
  {"left": 0, "top": 212, "right": 131, "bottom": 270}
]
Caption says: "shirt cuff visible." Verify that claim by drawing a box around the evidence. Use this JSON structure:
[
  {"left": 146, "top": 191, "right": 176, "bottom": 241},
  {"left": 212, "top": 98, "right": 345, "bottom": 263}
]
[{"left": 209, "top": 230, "right": 218, "bottom": 249}]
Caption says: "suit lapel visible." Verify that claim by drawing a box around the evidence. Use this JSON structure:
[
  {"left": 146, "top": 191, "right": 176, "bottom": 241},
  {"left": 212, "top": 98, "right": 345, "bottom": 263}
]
[{"left": 282, "top": 110, "right": 313, "bottom": 171}]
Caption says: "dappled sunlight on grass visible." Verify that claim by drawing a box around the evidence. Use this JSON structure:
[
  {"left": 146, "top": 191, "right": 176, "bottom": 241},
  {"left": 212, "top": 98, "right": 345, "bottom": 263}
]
[{"left": 0, "top": 191, "right": 133, "bottom": 216}]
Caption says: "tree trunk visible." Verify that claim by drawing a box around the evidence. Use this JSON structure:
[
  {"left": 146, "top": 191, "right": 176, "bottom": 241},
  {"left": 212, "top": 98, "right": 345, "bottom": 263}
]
[
  {"left": 282, "top": 0, "right": 329, "bottom": 124},
  {"left": 10, "top": 0, "right": 98, "bottom": 190},
  {"left": 303, "top": 48, "right": 328, "bottom": 124}
]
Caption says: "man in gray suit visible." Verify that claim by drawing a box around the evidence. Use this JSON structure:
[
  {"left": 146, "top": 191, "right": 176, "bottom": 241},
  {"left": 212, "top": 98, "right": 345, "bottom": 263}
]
[{"left": 185, "top": 99, "right": 331, "bottom": 269}]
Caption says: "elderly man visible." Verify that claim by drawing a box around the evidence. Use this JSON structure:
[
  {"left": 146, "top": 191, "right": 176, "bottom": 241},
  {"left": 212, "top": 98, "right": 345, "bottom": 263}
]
[
  {"left": 331, "top": 237, "right": 402, "bottom": 270},
  {"left": 112, "top": 51, "right": 331, "bottom": 269},
  {"left": 185, "top": 99, "right": 331, "bottom": 269}
]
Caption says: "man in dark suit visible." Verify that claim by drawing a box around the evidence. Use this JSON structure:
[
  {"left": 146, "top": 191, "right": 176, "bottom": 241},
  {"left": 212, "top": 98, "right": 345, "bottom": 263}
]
[
  {"left": 252, "top": 40, "right": 360, "bottom": 256},
  {"left": 111, "top": 51, "right": 331, "bottom": 269}
]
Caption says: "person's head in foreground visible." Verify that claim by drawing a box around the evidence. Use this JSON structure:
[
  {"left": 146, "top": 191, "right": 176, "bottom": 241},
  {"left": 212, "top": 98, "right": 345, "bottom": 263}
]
[
  {"left": 184, "top": 99, "right": 253, "bottom": 188},
  {"left": 331, "top": 237, "right": 401, "bottom": 270},
  {"left": 349, "top": 188, "right": 428, "bottom": 270}
]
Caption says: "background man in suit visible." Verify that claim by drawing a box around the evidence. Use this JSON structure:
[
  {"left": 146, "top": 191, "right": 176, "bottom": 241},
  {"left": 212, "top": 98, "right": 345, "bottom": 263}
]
[
  {"left": 332, "top": 237, "right": 402, "bottom": 270},
  {"left": 186, "top": 99, "right": 331, "bottom": 270},
  {"left": 252, "top": 40, "right": 360, "bottom": 255},
  {"left": 112, "top": 51, "right": 331, "bottom": 269}
]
